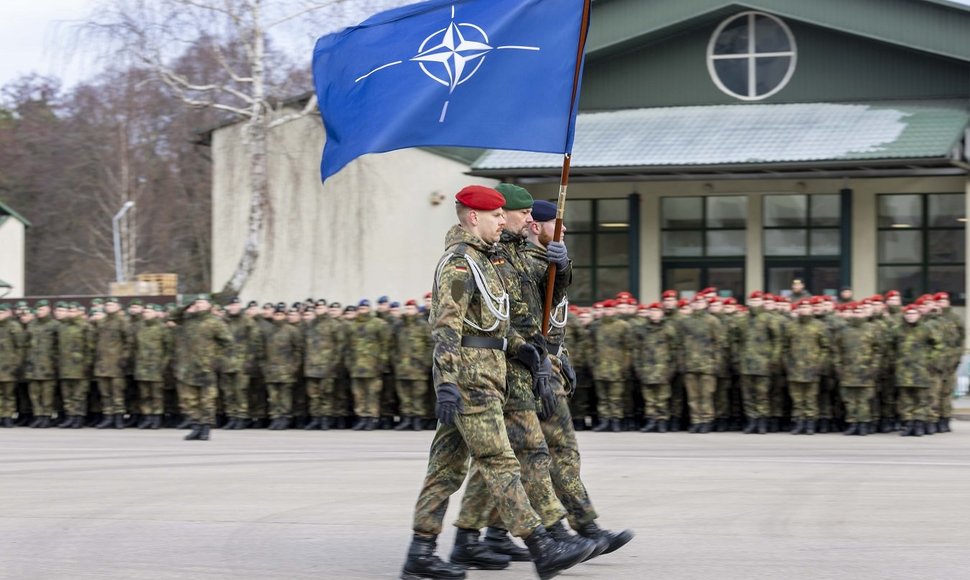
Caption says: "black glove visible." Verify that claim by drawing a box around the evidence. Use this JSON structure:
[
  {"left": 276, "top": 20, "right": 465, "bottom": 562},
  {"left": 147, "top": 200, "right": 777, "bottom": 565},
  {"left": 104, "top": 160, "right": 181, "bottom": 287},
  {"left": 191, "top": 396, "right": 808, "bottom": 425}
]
[
  {"left": 516, "top": 343, "right": 542, "bottom": 374},
  {"left": 560, "top": 353, "right": 577, "bottom": 397},
  {"left": 534, "top": 357, "right": 557, "bottom": 421},
  {"left": 435, "top": 383, "right": 464, "bottom": 426}
]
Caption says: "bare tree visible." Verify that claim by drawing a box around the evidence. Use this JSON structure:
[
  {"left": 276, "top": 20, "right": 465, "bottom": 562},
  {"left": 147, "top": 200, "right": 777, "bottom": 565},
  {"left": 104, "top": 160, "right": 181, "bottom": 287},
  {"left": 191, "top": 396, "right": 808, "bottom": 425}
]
[{"left": 80, "top": 0, "right": 398, "bottom": 296}]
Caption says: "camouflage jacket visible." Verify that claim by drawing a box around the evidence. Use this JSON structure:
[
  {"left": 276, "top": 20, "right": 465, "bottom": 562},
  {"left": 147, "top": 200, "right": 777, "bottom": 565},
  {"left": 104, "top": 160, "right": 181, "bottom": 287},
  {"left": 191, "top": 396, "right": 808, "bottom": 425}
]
[
  {"left": 677, "top": 311, "right": 722, "bottom": 375},
  {"left": 394, "top": 314, "right": 433, "bottom": 380},
  {"left": 737, "top": 309, "right": 782, "bottom": 376},
  {"left": 222, "top": 312, "right": 262, "bottom": 375},
  {"left": 431, "top": 225, "right": 525, "bottom": 413},
  {"left": 590, "top": 316, "right": 632, "bottom": 381},
  {"left": 0, "top": 317, "right": 26, "bottom": 382},
  {"left": 519, "top": 240, "right": 572, "bottom": 397},
  {"left": 782, "top": 316, "right": 830, "bottom": 382},
  {"left": 891, "top": 320, "right": 943, "bottom": 387},
  {"left": 263, "top": 320, "right": 303, "bottom": 383},
  {"left": 57, "top": 317, "right": 93, "bottom": 380},
  {"left": 26, "top": 316, "right": 59, "bottom": 380},
  {"left": 174, "top": 311, "right": 232, "bottom": 387},
  {"left": 94, "top": 312, "right": 130, "bottom": 378},
  {"left": 940, "top": 308, "right": 966, "bottom": 370},
  {"left": 833, "top": 318, "right": 882, "bottom": 387},
  {"left": 633, "top": 319, "right": 677, "bottom": 384},
  {"left": 303, "top": 314, "right": 342, "bottom": 378},
  {"left": 134, "top": 319, "right": 172, "bottom": 382},
  {"left": 345, "top": 313, "right": 390, "bottom": 379}
]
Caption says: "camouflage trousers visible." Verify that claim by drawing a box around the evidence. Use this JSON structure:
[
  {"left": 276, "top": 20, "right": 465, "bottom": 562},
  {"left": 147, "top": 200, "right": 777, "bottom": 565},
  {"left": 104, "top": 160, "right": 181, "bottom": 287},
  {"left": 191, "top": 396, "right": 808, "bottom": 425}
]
[
  {"left": 305, "top": 378, "right": 335, "bottom": 417},
  {"left": 670, "top": 374, "right": 686, "bottom": 420},
  {"left": 928, "top": 375, "right": 953, "bottom": 421},
  {"left": 396, "top": 379, "right": 429, "bottom": 417},
  {"left": 28, "top": 380, "right": 56, "bottom": 416},
  {"left": 60, "top": 379, "right": 89, "bottom": 416},
  {"left": 292, "top": 381, "right": 308, "bottom": 419},
  {"left": 177, "top": 381, "right": 217, "bottom": 425},
  {"left": 714, "top": 377, "right": 732, "bottom": 420},
  {"left": 769, "top": 373, "right": 787, "bottom": 418},
  {"left": 0, "top": 381, "right": 15, "bottom": 418},
  {"left": 684, "top": 373, "right": 716, "bottom": 424},
  {"left": 641, "top": 382, "right": 671, "bottom": 420},
  {"left": 138, "top": 381, "right": 164, "bottom": 415},
  {"left": 595, "top": 380, "right": 626, "bottom": 420},
  {"left": 877, "top": 376, "right": 896, "bottom": 420},
  {"left": 897, "top": 386, "right": 930, "bottom": 422},
  {"left": 456, "top": 408, "right": 567, "bottom": 530},
  {"left": 542, "top": 394, "right": 598, "bottom": 528},
  {"left": 412, "top": 398, "right": 542, "bottom": 539},
  {"left": 788, "top": 381, "right": 819, "bottom": 419},
  {"left": 266, "top": 383, "right": 294, "bottom": 419},
  {"left": 741, "top": 375, "right": 770, "bottom": 419},
  {"left": 381, "top": 373, "right": 398, "bottom": 419},
  {"left": 219, "top": 373, "right": 250, "bottom": 419},
  {"left": 249, "top": 375, "right": 269, "bottom": 420},
  {"left": 568, "top": 374, "right": 593, "bottom": 420},
  {"left": 97, "top": 377, "right": 127, "bottom": 415},
  {"left": 335, "top": 376, "right": 353, "bottom": 418},
  {"left": 840, "top": 386, "right": 874, "bottom": 424},
  {"left": 352, "top": 377, "right": 382, "bottom": 418},
  {"left": 818, "top": 376, "right": 838, "bottom": 420}
]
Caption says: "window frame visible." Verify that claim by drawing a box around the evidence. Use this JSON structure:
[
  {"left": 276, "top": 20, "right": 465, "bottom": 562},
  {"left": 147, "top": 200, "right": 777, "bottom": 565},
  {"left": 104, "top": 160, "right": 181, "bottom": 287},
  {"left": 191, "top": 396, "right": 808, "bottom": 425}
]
[
  {"left": 706, "top": 11, "right": 797, "bottom": 101},
  {"left": 565, "top": 196, "right": 638, "bottom": 304},
  {"left": 762, "top": 194, "right": 841, "bottom": 258}
]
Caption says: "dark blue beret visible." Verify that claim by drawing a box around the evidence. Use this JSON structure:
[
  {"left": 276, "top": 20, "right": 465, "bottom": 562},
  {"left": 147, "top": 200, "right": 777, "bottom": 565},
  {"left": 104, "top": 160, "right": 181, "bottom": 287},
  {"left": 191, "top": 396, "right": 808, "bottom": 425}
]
[{"left": 531, "top": 200, "right": 557, "bottom": 222}]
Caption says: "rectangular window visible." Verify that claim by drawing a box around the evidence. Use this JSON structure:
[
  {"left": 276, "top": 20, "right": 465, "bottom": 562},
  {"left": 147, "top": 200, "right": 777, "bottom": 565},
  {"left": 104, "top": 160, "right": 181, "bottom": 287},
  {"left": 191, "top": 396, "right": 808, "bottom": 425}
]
[
  {"left": 877, "top": 193, "right": 965, "bottom": 304},
  {"left": 763, "top": 194, "right": 842, "bottom": 295},
  {"left": 565, "top": 197, "right": 636, "bottom": 303}
]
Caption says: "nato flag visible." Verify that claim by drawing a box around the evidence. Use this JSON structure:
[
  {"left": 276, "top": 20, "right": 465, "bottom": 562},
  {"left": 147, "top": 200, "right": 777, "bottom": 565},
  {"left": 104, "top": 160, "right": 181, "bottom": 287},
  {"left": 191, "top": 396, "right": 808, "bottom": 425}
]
[{"left": 313, "top": 0, "right": 590, "bottom": 180}]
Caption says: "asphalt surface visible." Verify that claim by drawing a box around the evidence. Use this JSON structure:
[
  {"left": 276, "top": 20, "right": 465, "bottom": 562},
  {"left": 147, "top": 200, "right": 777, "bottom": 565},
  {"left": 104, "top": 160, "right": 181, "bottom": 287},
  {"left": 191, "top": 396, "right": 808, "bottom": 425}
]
[{"left": 2, "top": 423, "right": 970, "bottom": 580}]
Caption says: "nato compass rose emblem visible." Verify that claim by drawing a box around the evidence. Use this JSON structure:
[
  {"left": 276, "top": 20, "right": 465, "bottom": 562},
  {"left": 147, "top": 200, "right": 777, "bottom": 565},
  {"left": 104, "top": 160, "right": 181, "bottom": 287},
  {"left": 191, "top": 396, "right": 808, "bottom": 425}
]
[{"left": 355, "top": 5, "right": 540, "bottom": 123}]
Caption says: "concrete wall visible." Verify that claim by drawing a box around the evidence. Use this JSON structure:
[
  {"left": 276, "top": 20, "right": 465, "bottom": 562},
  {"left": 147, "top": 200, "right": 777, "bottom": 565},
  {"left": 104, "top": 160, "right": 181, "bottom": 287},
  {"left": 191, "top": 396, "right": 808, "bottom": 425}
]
[
  {"left": 0, "top": 218, "right": 26, "bottom": 298},
  {"left": 211, "top": 115, "right": 493, "bottom": 305}
]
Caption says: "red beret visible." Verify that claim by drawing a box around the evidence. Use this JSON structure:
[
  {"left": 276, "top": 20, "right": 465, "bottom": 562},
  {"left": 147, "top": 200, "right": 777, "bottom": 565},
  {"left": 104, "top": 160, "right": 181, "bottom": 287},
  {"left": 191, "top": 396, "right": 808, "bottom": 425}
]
[
  {"left": 764, "top": 293, "right": 776, "bottom": 301},
  {"left": 648, "top": 302, "right": 662, "bottom": 310},
  {"left": 870, "top": 294, "right": 884, "bottom": 303},
  {"left": 662, "top": 290, "right": 677, "bottom": 299},
  {"left": 885, "top": 290, "right": 900, "bottom": 298},
  {"left": 934, "top": 292, "right": 950, "bottom": 300},
  {"left": 824, "top": 295, "right": 836, "bottom": 302},
  {"left": 677, "top": 298, "right": 691, "bottom": 308},
  {"left": 700, "top": 287, "right": 716, "bottom": 295},
  {"left": 456, "top": 185, "right": 505, "bottom": 210},
  {"left": 707, "top": 296, "right": 719, "bottom": 304},
  {"left": 778, "top": 296, "right": 790, "bottom": 303},
  {"left": 903, "top": 304, "right": 919, "bottom": 313},
  {"left": 749, "top": 290, "right": 764, "bottom": 299},
  {"left": 637, "top": 303, "right": 649, "bottom": 311},
  {"left": 423, "top": 292, "right": 432, "bottom": 299},
  {"left": 405, "top": 299, "right": 417, "bottom": 306},
  {"left": 603, "top": 299, "right": 617, "bottom": 308},
  {"left": 723, "top": 297, "right": 737, "bottom": 305},
  {"left": 810, "top": 296, "right": 824, "bottom": 305},
  {"left": 616, "top": 291, "right": 633, "bottom": 299}
]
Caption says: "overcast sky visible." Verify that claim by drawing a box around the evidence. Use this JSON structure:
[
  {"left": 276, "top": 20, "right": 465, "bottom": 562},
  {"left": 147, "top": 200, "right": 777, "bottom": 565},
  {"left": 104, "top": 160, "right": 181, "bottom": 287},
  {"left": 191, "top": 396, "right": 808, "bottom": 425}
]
[{"left": 2, "top": 0, "right": 969, "bottom": 91}]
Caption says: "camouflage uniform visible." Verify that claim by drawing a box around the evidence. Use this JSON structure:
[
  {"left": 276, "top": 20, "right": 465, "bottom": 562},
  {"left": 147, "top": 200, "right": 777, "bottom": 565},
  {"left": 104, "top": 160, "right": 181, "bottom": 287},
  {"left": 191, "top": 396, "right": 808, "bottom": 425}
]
[
  {"left": 833, "top": 318, "right": 882, "bottom": 424},
  {"left": 174, "top": 310, "right": 232, "bottom": 425},
  {"left": 782, "top": 315, "right": 830, "bottom": 420},
  {"left": 817, "top": 312, "right": 845, "bottom": 426},
  {"left": 412, "top": 225, "right": 541, "bottom": 540},
  {"left": 133, "top": 317, "right": 172, "bottom": 416},
  {"left": 94, "top": 311, "right": 130, "bottom": 416},
  {"left": 393, "top": 312, "right": 433, "bottom": 418},
  {"left": 26, "top": 315, "right": 59, "bottom": 418},
  {"left": 222, "top": 311, "right": 261, "bottom": 421},
  {"left": 57, "top": 316, "right": 93, "bottom": 418},
  {"left": 304, "top": 312, "right": 342, "bottom": 420},
  {"left": 633, "top": 318, "right": 676, "bottom": 421},
  {"left": 678, "top": 311, "right": 722, "bottom": 426},
  {"left": 920, "top": 314, "right": 947, "bottom": 425},
  {"left": 565, "top": 316, "right": 592, "bottom": 424},
  {"left": 0, "top": 314, "right": 26, "bottom": 420},
  {"left": 346, "top": 312, "right": 390, "bottom": 420},
  {"left": 937, "top": 308, "right": 965, "bottom": 422},
  {"left": 377, "top": 310, "right": 399, "bottom": 425},
  {"left": 891, "top": 319, "right": 943, "bottom": 423},
  {"left": 591, "top": 316, "right": 633, "bottom": 421},
  {"left": 263, "top": 319, "right": 303, "bottom": 420},
  {"left": 738, "top": 309, "right": 782, "bottom": 420}
]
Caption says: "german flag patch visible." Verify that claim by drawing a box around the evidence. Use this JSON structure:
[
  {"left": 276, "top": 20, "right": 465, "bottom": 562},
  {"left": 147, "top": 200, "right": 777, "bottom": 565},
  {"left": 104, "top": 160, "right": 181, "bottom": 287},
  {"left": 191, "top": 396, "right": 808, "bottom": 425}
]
[{"left": 454, "top": 265, "right": 467, "bottom": 272}]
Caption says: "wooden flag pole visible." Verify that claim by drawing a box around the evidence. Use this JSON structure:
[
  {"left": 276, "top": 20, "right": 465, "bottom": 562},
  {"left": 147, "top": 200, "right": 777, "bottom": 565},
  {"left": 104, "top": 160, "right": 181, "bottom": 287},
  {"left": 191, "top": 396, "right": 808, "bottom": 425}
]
[{"left": 541, "top": 0, "right": 591, "bottom": 336}]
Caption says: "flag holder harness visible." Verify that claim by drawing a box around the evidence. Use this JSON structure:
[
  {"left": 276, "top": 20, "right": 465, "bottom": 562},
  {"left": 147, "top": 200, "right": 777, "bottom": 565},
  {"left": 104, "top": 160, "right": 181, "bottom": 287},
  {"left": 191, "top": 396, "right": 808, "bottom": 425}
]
[{"left": 434, "top": 246, "right": 510, "bottom": 333}]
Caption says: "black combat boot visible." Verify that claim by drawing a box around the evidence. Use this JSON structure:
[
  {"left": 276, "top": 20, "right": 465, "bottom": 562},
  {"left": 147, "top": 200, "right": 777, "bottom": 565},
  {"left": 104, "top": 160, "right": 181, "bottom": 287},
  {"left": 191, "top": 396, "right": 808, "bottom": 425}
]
[
  {"left": 150, "top": 416, "right": 162, "bottom": 429},
  {"left": 401, "top": 533, "right": 467, "bottom": 580},
  {"left": 222, "top": 418, "right": 237, "bottom": 430},
  {"left": 698, "top": 422, "right": 712, "bottom": 434},
  {"left": 816, "top": 418, "right": 829, "bottom": 433},
  {"left": 351, "top": 417, "right": 367, "bottom": 430},
  {"left": 483, "top": 527, "right": 531, "bottom": 562},
  {"left": 72, "top": 416, "right": 84, "bottom": 429},
  {"left": 114, "top": 414, "right": 125, "bottom": 429},
  {"left": 804, "top": 420, "right": 816, "bottom": 435},
  {"left": 279, "top": 417, "right": 292, "bottom": 430},
  {"left": 639, "top": 419, "right": 657, "bottom": 433},
  {"left": 184, "top": 424, "right": 203, "bottom": 441},
  {"left": 913, "top": 420, "right": 925, "bottom": 437},
  {"left": 940, "top": 418, "right": 951, "bottom": 433},
  {"left": 412, "top": 418, "right": 424, "bottom": 431},
  {"left": 688, "top": 423, "right": 700, "bottom": 433},
  {"left": 591, "top": 419, "right": 610, "bottom": 432},
  {"left": 234, "top": 418, "right": 250, "bottom": 430},
  {"left": 656, "top": 419, "right": 668, "bottom": 433},
  {"left": 573, "top": 418, "right": 585, "bottom": 431},
  {"left": 29, "top": 416, "right": 42, "bottom": 428},
  {"left": 37, "top": 416, "right": 51, "bottom": 428},
  {"left": 319, "top": 416, "right": 331, "bottom": 431},
  {"left": 395, "top": 417, "right": 413, "bottom": 431},
  {"left": 743, "top": 417, "right": 758, "bottom": 434},
  {"left": 548, "top": 520, "right": 605, "bottom": 562},
  {"left": 899, "top": 421, "right": 912, "bottom": 436},
  {"left": 925, "top": 421, "right": 938, "bottom": 435},
  {"left": 714, "top": 418, "right": 728, "bottom": 432},
  {"left": 757, "top": 418, "right": 768, "bottom": 434},
  {"left": 176, "top": 416, "right": 193, "bottom": 429},
  {"left": 524, "top": 525, "right": 594, "bottom": 580},
  {"left": 95, "top": 414, "right": 114, "bottom": 429},
  {"left": 609, "top": 418, "right": 621, "bottom": 432},
  {"left": 59, "top": 415, "right": 74, "bottom": 428},
  {"left": 0, "top": 417, "right": 11, "bottom": 428},
  {"left": 198, "top": 425, "right": 211, "bottom": 441},
  {"left": 576, "top": 521, "right": 635, "bottom": 555},
  {"left": 878, "top": 418, "right": 892, "bottom": 433},
  {"left": 304, "top": 417, "right": 321, "bottom": 430},
  {"left": 843, "top": 423, "right": 857, "bottom": 436},
  {"left": 449, "top": 528, "right": 510, "bottom": 570},
  {"left": 669, "top": 417, "right": 681, "bottom": 432},
  {"left": 767, "top": 418, "right": 780, "bottom": 433},
  {"left": 137, "top": 415, "right": 153, "bottom": 429},
  {"left": 855, "top": 422, "right": 867, "bottom": 436},
  {"left": 790, "top": 419, "right": 804, "bottom": 435}
]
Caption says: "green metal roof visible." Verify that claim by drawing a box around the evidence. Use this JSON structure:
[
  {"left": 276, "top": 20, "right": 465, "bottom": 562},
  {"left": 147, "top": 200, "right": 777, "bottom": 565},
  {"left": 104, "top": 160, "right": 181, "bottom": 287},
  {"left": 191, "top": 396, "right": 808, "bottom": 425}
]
[
  {"left": 471, "top": 101, "right": 969, "bottom": 173},
  {"left": 0, "top": 200, "right": 30, "bottom": 227}
]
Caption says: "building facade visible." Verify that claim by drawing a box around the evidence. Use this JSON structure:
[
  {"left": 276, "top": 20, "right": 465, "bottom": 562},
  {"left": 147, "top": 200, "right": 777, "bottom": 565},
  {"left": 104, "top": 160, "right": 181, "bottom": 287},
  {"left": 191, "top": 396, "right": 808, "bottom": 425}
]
[{"left": 0, "top": 200, "right": 29, "bottom": 299}]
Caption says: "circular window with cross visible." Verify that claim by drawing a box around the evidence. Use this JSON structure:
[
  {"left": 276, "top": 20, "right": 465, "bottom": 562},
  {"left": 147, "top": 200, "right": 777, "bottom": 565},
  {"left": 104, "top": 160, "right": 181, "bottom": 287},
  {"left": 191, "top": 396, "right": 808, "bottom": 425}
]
[{"left": 707, "top": 11, "right": 797, "bottom": 101}]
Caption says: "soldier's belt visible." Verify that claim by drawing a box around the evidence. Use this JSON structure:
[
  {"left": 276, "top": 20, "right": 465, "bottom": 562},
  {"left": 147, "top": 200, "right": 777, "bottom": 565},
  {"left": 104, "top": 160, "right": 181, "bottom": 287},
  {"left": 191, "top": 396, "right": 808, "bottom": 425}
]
[
  {"left": 543, "top": 339, "right": 563, "bottom": 358},
  {"left": 461, "top": 336, "right": 508, "bottom": 351}
]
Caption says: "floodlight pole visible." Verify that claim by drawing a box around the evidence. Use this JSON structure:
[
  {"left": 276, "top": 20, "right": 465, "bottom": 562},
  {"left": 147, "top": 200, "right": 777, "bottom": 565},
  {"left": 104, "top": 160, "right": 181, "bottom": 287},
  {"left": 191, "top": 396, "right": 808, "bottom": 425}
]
[{"left": 113, "top": 201, "right": 135, "bottom": 283}]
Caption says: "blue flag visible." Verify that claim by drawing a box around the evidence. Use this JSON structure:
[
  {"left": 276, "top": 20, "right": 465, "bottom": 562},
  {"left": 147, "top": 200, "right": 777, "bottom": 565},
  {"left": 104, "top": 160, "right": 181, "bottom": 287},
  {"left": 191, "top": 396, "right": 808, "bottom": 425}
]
[{"left": 313, "top": 0, "right": 590, "bottom": 180}]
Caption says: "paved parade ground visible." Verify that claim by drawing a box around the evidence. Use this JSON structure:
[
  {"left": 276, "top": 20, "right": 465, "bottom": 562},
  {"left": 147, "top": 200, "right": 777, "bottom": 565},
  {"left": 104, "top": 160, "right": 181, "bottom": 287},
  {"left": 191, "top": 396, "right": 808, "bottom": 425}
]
[{"left": 3, "top": 425, "right": 970, "bottom": 580}]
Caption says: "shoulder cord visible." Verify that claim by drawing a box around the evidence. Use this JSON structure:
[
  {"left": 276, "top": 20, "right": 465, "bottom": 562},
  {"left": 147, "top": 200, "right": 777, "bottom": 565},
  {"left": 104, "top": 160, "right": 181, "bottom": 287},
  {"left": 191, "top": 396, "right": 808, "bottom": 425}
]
[
  {"left": 434, "top": 251, "right": 510, "bottom": 332},
  {"left": 549, "top": 296, "right": 569, "bottom": 329}
]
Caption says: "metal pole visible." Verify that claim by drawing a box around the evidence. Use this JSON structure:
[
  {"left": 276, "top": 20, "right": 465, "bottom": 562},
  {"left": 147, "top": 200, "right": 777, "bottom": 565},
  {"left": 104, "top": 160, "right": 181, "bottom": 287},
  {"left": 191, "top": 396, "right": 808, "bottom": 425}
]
[{"left": 113, "top": 201, "right": 135, "bottom": 283}]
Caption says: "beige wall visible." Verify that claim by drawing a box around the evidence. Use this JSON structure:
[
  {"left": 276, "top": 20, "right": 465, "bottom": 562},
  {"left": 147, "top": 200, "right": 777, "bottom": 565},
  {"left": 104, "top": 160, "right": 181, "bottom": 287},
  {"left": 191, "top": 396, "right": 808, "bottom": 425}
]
[
  {"left": 524, "top": 175, "right": 967, "bottom": 302},
  {"left": 0, "top": 218, "right": 25, "bottom": 298},
  {"left": 211, "top": 115, "right": 494, "bottom": 305}
]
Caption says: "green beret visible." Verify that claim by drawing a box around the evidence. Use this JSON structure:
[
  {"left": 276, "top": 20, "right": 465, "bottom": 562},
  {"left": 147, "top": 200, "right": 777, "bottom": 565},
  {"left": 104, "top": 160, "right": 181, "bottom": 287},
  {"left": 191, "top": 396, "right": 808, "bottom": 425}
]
[
  {"left": 0, "top": 304, "right": 9, "bottom": 312},
  {"left": 91, "top": 298, "right": 104, "bottom": 305},
  {"left": 165, "top": 303, "right": 177, "bottom": 311},
  {"left": 129, "top": 298, "right": 143, "bottom": 306},
  {"left": 15, "top": 300, "right": 27, "bottom": 308},
  {"left": 150, "top": 304, "right": 163, "bottom": 312},
  {"left": 69, "top": 302, "right": 81, "bottom": 309},
  {"left": 195, "top": 293, "right": 211, "bottom": 302},
  {"left": 55, "top": 301, "right": 68, "bottom": 309},
  {"left": 496, "top": 183, "right": 534, "bottom": 210},
  {"left": 35, "top": 299, "right": 50, "bottom": 308},
  {"left": 106, "top": 297, "right": 120, "bottom": 304}
]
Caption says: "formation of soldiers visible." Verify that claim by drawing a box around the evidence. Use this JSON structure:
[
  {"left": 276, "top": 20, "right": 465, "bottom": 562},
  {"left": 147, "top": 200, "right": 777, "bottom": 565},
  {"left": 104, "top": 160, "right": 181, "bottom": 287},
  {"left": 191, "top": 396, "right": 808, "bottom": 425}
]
[{"left": 566, "top": 287, "right": 964, "bottom": 437}]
